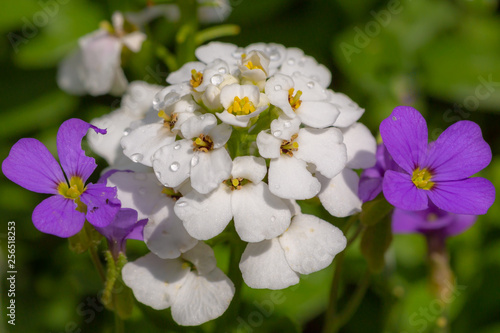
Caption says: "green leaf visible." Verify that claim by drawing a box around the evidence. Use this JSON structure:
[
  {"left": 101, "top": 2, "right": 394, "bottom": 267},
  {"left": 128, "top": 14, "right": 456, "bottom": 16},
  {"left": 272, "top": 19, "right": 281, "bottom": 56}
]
[
  {"left": 360, "top": 215, "right": 392, "bottom": 273},
  {"left": 360, "top": 196, "right": 393, "bottom": 226}
]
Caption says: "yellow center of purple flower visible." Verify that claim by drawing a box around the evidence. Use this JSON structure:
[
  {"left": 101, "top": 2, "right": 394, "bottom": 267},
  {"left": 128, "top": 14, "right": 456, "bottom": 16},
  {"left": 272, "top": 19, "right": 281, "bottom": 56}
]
[
  {"left": 57, "top": 176, "right": 87, "bottom": 212},
  {"left": 412, "top": 168, "right": 434, "bottom": 190}
]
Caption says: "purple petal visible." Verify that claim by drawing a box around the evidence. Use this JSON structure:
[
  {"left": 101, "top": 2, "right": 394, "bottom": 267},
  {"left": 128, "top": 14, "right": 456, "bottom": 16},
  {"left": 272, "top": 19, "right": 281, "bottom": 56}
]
[
  {"left": 127, "top": 218, "right": 148, "bottom": 241},
  {"left": 32, "top": 195, "right": 85, "bottom": 237},
  {"left": 443, "top": 214, "right": 477, "bottom": 237},
  {"left": 97, "top": 169, "right": 132, "bottom": 184},
  {"left": 95, "top": 208, "right": 144, "bottom": 243},
  {"left": 392, "top": 207, "right": 453, "bottom": 234},
  {"left": 425, "top": 121, "right": 492, "bottom": 181},
  {"left": 380, "top": 106, "right": 428, "bottom": 174},
  {"left": 382, "top": 170, "right": 428, "bottom": 211},
  {"left": 57, "top": 118, "right": 106, "bottom": 182},
  {"left": 358, "top": 175, "right": 383, "bottom": 202},
  {"left": 427, "top": 178, "right": 495, "bottom": 215},
  {"left": 80, "top": 183, "right": 120, "bottom": 227},
  {"left": 2, "top": 138, "right": 65, "bottom": 194}
]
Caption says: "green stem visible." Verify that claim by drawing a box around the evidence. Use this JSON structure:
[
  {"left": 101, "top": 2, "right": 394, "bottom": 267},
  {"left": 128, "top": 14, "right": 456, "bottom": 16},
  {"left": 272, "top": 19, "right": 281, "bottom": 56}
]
[
  {"left": 342, "top": 213, "right": 359, "bottom": 234},
  {"left": 346, "top": 223, "right": 365, "bottom": 248},
  {"left": 328, "top": 271, "right": 371, "bottom": 333},
  {"left": 114, "top": 310, "right": 124, "bottom": 333},
  {"left": 88, "top": 246, "right": 106, "bottom": 283},
  {"left": 195, "top": 24, "right": 241, "bottom": 45},
  {"left": 322, "top": 251, "right": 345, "bottom": 333}
]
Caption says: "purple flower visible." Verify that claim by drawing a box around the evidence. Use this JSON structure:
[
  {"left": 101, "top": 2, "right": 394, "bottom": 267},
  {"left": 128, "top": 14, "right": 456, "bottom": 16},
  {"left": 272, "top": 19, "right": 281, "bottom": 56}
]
[
  {"left": 380, "top": 106, "right": 495, "bottom": 215},
  {"left": 95, "top": 208, "right": 147, "bottom": 258},
  {"left": 1, "top": 119, "right": 120, "bottom": 237},
  {"left": 392, "top": 202, "right": 477, "bottom": 238},
  {"left": 358, "top": 143, "right": 399, "bottom": 202}
]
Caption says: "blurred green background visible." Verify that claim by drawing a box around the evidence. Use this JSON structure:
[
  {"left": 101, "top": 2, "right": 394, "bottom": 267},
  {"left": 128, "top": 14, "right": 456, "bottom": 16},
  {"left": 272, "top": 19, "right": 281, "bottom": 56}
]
[{"left": 1, "top": 0, "right": 499, "bottom": 332}]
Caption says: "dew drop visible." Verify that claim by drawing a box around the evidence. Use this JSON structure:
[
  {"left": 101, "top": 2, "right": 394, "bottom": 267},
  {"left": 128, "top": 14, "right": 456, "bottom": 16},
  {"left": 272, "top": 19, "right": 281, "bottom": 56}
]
[
  {"left": 270, "top": 216, "right": 276, "bottom": 222},
  {"left": 177, "top": 201, "right": 187, "bottom": 207},
  {"left": 284, "top": 121, "right": 291, "bottom": 128},
  {"left": 231, "top": 48, "right": 244, "bottom": 59},
  {"left": 218, "top": 67, "right": 227, "bottom": 74},
  {"left": 287, "top": 58, "right": 295, "bottom": 65},
  {"left": 174, "top": 144, "right": 181, "bottom": 150},
  {"left": 270, "top": 51, "right": 280, "bottom": 61},
  {"left": 123, "top": 128, "right": 132, "bottom": 136},
  {"left": 273, "top": 130, "right": 282, "bottom": 137},
  {"left": 274, "top": 85, "right": 282, "bottom": 91},
  {"left": 139, "top": 187, "right": 147, "bottom": 196},
  {"left": 186, "top": 104, "right": 194, "bottom": 112},
  {"left": 210, "top": 74, "right": 224, "bottom": 86},
  {"left": 169, "top": 162, "right": 180, "bottom": 172},
  {"left": 131, "top": 153, "right": 144, "bottom": 163},
  {"left": 307, "top": 81, "right": 315, "bottom": 89},
  {"left": 274, "top": 184, "right": 280, "bottom": 190},
  {"left": 392, "top": 116, "right": 397, "bottom": 121},
  {"left": 191, "top": 155, "right": 199, "bottom": 167},
  {"left": 155, "top": 170, "right": 162, "bottom": 179},
  {"left": 199, "top": 115, "right": 205, "bottom": 120}
]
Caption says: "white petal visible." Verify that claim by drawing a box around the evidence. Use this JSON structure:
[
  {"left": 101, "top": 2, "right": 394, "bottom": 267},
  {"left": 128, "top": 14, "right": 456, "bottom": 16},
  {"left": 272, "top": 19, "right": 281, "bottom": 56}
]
[
  {"left": 109, "top": 67, "right": 128, "bottom": 96},
  {"left": 292, "top": 72, "right": 328, "bottom": 101},
  {"left": 246, "top": 43, "right": 286, "bottom": 70},
  {"left": 216, "top": 110, "right": 250, "bottom": 127},
  {"left": 152, "top": 140, "right": 193, "bottom": 188},
  {"left": 153, "top": 83, "right": 192, "bottom": 111},
  {"left": 232, "top": 183, "right": 291, "bottom": 242},
  {"left": 144, "top": 202, "right": 198, "bottom": 259},
  {"left": 278, "top": 214, "right": 346, "bottom": 275},
  {"left": 196, "top": 59, "right": 231, "bottom": 92},
  {"left": 180, "top": 113, "right": 217, "bottom": 139},
  {"left": 270, "top": 116, "right": 301, "bottom": 140},
  {"left": 231, "top": 156, "right": 267, "bottom": 183},
  {"left": 121, "top": 81, "right": 163, "bottom": 117},
  {"left": 57, "top": 50, "right": 86, "bottom": 95},
  {"left": 121, "top": 123, "right": 176, "bottom": 167},
  {"left": 201, "top": 84, "right": 223, "bottom": 111},
  {"left": 317, "top": 169, "right": 362, "bottom": 218},
  {"left": 341, "top": 123, "right": 377, "bottom": 169},
  {"left": 256, "top": 131, "right": 282, "bottom": 159},
  {"left": 239, "top": 239, "right": 300, "bottom": 290},
  {"left": 190, "top": 148, "right": 232, "bottom": 194},
  {"left": 195, "top": 41, "right": 238, "bottom": 68},
  {"left": 296, "top": 101, "right": 339, "bottom": 128},
  {"left": 167, "top": 61, "right": 205, "bottom": 84},
  {"left": 172, "top": 267, "right": 234, "bottom": 326},
  {"left": 122, "top": 253, "right": 189, "bottom": 310},
  {"left": 329, "top": 92, "right": 364, "bottom": 128},
  {"left": 265, "top": 74, "right": 295, "bottom": 118},
  {"left": 106, "top": 171, "right": 165, "bottom": 219},
  {"left": 268, "top": 156, "right": 320, "bottom": 200},
  {"left": 280, "top": 48, "right": 331, "bottom": 88},
  {"left": 181, "top": 242, "right": 216, "bottom": 275},
  {"left": 174, "top": 185, "right": 232, "bottom": 240},
  {"left": 121, "top": 31, "right": 146, "bottom": 52},
  {"left": 80, "top": 33, "right": 122, "bottom": 96},
  {"left": 220, "top": 83, "right": 260, "bottom": 109},
  {"left": 294, "top": 128, "right": 347, "bottom": 179},
  {"left": 88, "top": 109, "right": 137, "bottom": 165},
  {"left": 208, "top": 123, "right": 232, "bottom": 148}
]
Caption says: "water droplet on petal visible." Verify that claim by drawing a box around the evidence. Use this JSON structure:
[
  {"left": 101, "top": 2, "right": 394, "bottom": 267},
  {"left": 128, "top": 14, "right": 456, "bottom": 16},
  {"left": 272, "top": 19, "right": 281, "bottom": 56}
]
[
  {"left": 155, "top": 171, "right": 162, "bottom": 179},
  {"left": 273, "top": 130, "right": 282, "bottom": 137},
  {"left": 177, "top": 201, "right": 187, "bottom": 207},
  {"left": 200, "top": 115, "right": 205, "bottom": 120},
  {"left": 191, "top": 155, "right": 199, "bottom": 167},
  {"left": 174, "top": 144, "right": 181, "bottom": 150},
  {"left": 284, "top": 121, "right": 291, "bottom": 128},
  {"left": 211, "top": 74, "right": 224, "bottom": 86},
  {"left": 139, "top": 187, "right": 147, "bottom": 196},
  {"left": 274, "top": 85, "right": 282, "bottom": 91},
  {"left": 169, "top": 162, "right": 180, "bottom": 172},
  {"left": 123, "top": 128, "right": 132, "bottom": 136},
  {"left": 186, "top": 104, "right": 194, "bottom": 112},
  {"left": 131, "top": 153, "right": 144, "bottom": 163},
  {"left": 232, "top": 48, "right": 244, "bottom": 59},
  {"left": 287, "top": 58, "right": 295, "bottom": 65},
  {"left": 270, "top": 216, "right": 276, "bottom": 222},
  {"left": 274, "top": 184, "right": 280, "bottom": 190},
  {"left": 218, "top": 67, "right": 227, "bottom": 74},
  {"left": 270, "top": 51, "right": 280, "bottom": 61},
  {"left": 392, "top": 116, "right": 397, "bottom": 121},
  {"left": 307, "top": 81, "right": 315, "bottom": 89}
]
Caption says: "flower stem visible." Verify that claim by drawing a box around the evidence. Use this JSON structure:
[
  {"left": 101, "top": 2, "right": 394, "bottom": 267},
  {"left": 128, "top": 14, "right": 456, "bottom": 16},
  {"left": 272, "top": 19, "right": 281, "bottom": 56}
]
[
  {"left": 88, "top": 245, "right": 106, "bottom": 283},
  {"left": 114, "top": 310, "right": 124, "bottom": 333},
  {"left": 322, "top": 250, "right": 345, "bottom": 333}
]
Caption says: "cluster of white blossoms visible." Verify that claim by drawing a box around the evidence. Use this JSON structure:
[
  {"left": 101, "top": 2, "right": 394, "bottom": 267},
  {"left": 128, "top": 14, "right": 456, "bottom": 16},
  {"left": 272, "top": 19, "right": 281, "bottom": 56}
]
[{"left": 87, "top": 42, "right": 376, "bottom": 325}]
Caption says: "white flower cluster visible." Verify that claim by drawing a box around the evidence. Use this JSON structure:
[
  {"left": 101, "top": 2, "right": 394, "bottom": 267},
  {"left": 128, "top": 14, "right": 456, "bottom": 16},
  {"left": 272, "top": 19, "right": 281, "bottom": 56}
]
[{"left": 87, "top": 42, "right": 376, "bottom": 325}]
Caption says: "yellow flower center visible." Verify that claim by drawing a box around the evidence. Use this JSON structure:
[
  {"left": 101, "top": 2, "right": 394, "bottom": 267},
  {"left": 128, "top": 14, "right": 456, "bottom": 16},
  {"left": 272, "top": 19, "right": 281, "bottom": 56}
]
[
  {"left": 57, "top": 176, "right": 87, "bottom": 212},
  {"left": 411, "top": 168, "right": 435, "bottom": 190},
  {"left": 242, "top": 53, "right": 264, "bottom": 71},
  {"left": 193, "top": 134, "right": 214, "bottom": 152},
  {"left": 158, "top": 110, "right": 178, "bottom": 131},
  {"left": 288, "top": 88, "right": 302, "bottom": 111},
  {"left": 224, "top": 177, "right": 250, "bottom": 191},
  {"left": 280, "top": 134, "right": 299, "bottom": 157},
  {"left": 227, "top": 96, "right": 256, "bottom": 116},
  {"left": 190, "top": 69, "right": 203, "bottom": 88},
  {"left": 162, "top": 187, "right": 182, "bottom": 201}
]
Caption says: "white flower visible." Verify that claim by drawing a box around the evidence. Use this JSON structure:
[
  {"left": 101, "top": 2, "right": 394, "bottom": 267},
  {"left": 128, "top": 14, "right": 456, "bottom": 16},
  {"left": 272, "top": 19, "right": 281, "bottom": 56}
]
[
  {"left": 327, "top": 91, "right": 365, "bottom": 128},
  {"left": 57, "top": 12, "right": 146, "bottom": 96},
  {"left": 197, "top": 0, "right": 232, "bottom": 23},
  {"left": 257, "top": 117, "right": 347, "bottom": 200},
  {"left": 265, "top": 73, "right": 339, "bottom": 128},
  {"left": 87, "top": 81, "right": 162, "bottom": 169},
  {"left": 279, "top": 47, "right": 331, "bottom": 88},
  {"left": 122, "top": 242, "right": 234, "bottom": 326},
  {"left": 152, "top": 113, "right": 232, "bottom": 194},
  {"left": 174, "top": 156, "right": 291, "bottom": 242},
  {"left": 217, "top": 83, "right": 269, "bottom": 127},
  {"left": 318, "top": 123, "right": 376, "bottom": 217},
  {"left": 105, "top": 171, "right": 197, "bottom": 258},
  {"left": 239, "top": 214, "right": 346, "bottom": 290},
  {"left": 239, "top": 51, "right": 270, "bottom": 89}
]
